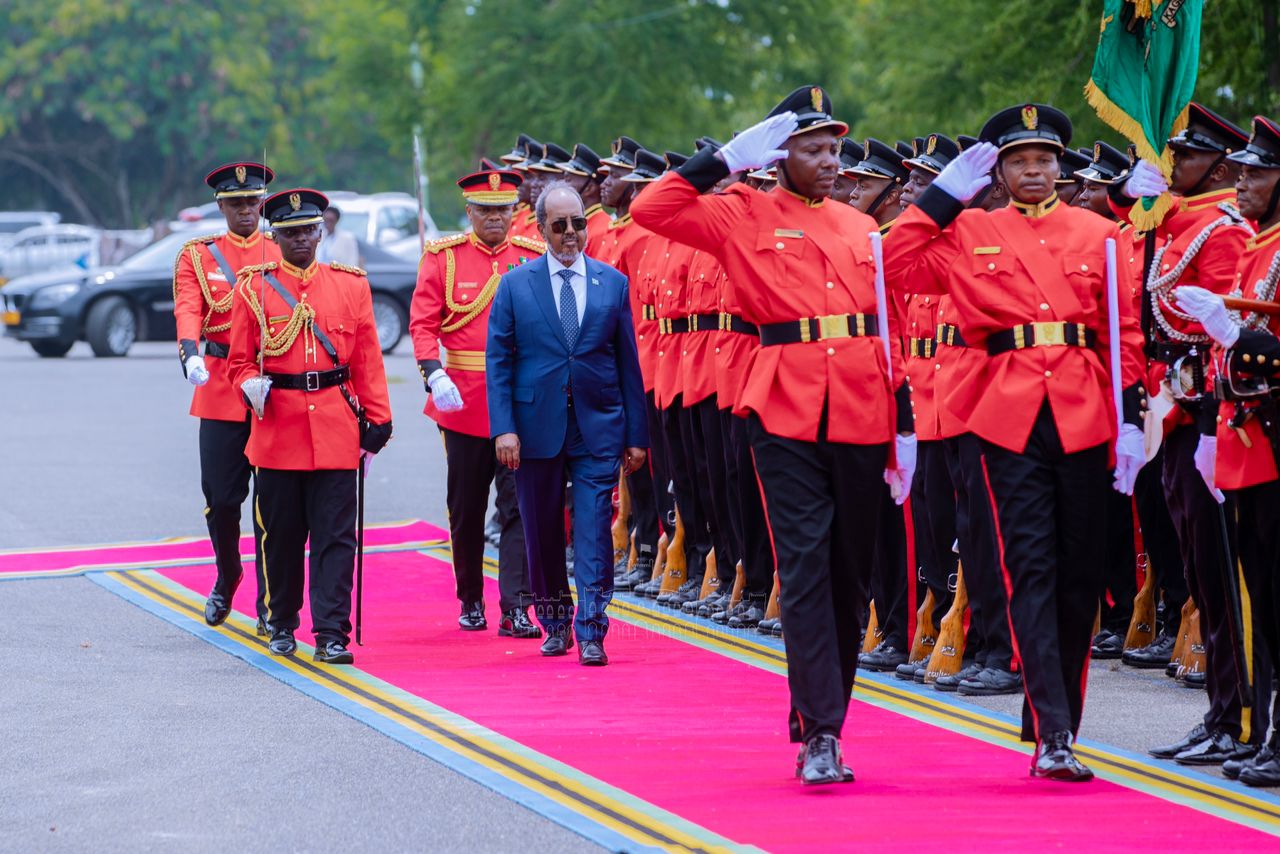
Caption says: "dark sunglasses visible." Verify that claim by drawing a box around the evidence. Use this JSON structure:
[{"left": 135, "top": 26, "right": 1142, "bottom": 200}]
[{"left": 549, "top": 216, "right": 588, "bottom": 234}]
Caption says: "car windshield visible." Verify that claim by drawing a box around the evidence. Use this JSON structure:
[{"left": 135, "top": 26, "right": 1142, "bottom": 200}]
[
  {"left": 335, "top": 211, "right": 369, "bottom": 239},
  {"left": 0, "top": 219, "right": 48, "bottom": 234}
]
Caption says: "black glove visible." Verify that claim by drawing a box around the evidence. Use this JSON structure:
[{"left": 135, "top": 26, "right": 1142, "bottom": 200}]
[{"left": 361, "top": 420, "right": 393, "bottom": 454}]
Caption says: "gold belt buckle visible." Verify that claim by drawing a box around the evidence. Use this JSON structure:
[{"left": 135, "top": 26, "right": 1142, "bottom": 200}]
[
  {"left": 1032, "top": 321, "right": 1065, "bottom": 347},
  {"left": 816, "top": 314, "right": 850, "bottom": 340}
]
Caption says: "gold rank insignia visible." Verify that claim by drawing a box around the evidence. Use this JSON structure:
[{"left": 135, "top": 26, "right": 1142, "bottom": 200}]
[
  {"left": 1093, "top": 142, "right": 1102, "bottom": 162},
  {"left": 863, "top": 139, "right": 872, "bottom": 159},
  {"left": 235, "top": 165, "right": 247, "bottom": 184},
  {"left": 289, "top": 192, "right": 301, "bottom": 211},
  {"left": 926, "top": 134, "right": 938, "bottom": 155},
  {"left": 612, "top": 138, "right": 622, "bottom": 155},
  {"left": 488, "top": 173, "right": 501, "bottom": 191},
  {"left": 1021, "top": 105, "right": 1038, "bottom": 130},
  {"left": 911, "top": 138, "right": 920, "bottom": 157},
  {"left": 810, "top": 87, "right": 823, "bottom": 112}
]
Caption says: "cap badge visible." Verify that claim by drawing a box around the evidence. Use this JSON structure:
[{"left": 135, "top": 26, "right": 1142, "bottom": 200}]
[
  {"left": 235, "top": 165, "right": 247, "bottom": 184},
  {"left": 926, "top": 135, "right": 938, "bottom": 155},
  {"left": 911, "top": 139, "right": 920, "bottom": 157},
  {"left": 489, "top": 173, "right": 501, "bottom": 191},
  {"left": 810, "top": 87, "right": 823, "bottom": 113},
  {"left": 1127, "top": 143, "right": 1138, "bottom": 166},
  {"left": 863, "top": 140, "right": 871, "bottom": 159},
  {"left": 1021, "top": 105, "right": 1039, "bottom": 130},
  {"left": 612, "top": 138, "right": 622, "bottom": 155},
  {"left": 289, "top": 193, "right": 302, "bottom": 211},
  {"left": 1093, "top": 142, "right": 1102, "bottom": 162}
]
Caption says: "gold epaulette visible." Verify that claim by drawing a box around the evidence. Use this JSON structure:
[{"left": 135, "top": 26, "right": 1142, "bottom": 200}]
[
  {"left": 181, "top": 233, "right": 220, "bottom": 250},
  {"left": 510, "top": 235, "right": 547, "bottom": 255},
  {"left": 236, "top": 261, "right": 279, "bottom": 280},
  {"left": 329, "top": 261, "right": 367, "bottom": 277},
  {"left": 426, "top": 233, "right": 469, "bottom": 255}
]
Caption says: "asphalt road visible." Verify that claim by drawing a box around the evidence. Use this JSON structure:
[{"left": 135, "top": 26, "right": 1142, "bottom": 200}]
[{"left": 0, "top": 336, "right": 1232, "bottom": 851}]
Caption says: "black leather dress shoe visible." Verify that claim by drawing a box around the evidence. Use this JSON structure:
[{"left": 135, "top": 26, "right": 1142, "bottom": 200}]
[
  {"left": 1223, "top": 744, "right": 1273, "bottom": 780},
  {"left": 1182, "top": 670, "right": 1207, "bottom": 689},
  {"left": 635, "top": 576, "right": 664, "bottom": 598},
  {"left": 658, "top": 578, "right": 702, "bottom": 608},
  {"left": 578, "top": 640, "right": 609, "bottom": 666},
  {"left": 256, "top": 617, "right": 268, "bottom": 637},
  {"left": 895, "top": 660, "right": 927, "bottom": 681},
  {"left": 683, "top": 588, "right": 728, "bottom": 616},
  {"left": 268, "top": 626, "right": 296, "bottom": 657},
  {"left": 498, "top": 608, "right": 542, "bottom": 638},
  {"left": 798, "top": 734, "right": 852, "bottom": 786},
  {"left": 958, "top": 666, "right": 1023, "bottom": 696},
  {"left": 203, "top": 590, "right": 234, "bottom": 626},
  {"left": 1122, "top": 633, "right": 1176, "bottom": 669},
  {"left": 615, "top": 563, "right": 653, "bottom": 592},
  {"left": 756, "top": 617, "right": 777, "bottom": 635},
  {"left": 1091, "top": 630, "right": 1124, "bottom": 660},
  {"left": 1031, "top": 731, "right": 1094, "bottom": 782},
  {"left": 1149, "top": 723, "right": 1208, "bottom": 759},
  {"left": 314, "top": 640, "right": 354, "bottom": 664},
  {"left": 1240, "top": 748, "right": 1280, "bottom": 787},
  {"left": 458, "top": 600, "right": 486, "bottom": 631},
  {"left": 728, "top": 603, "right": 766, "bottom": 629},
  {"left": 859, "top": 641, "right": 908, "bottom": 672},
  {"left": 540, "top": 633, "right": 573, "bottom": 656},
  {"left": 795, "top": 744, "right": 855, "bottom": 783},
  {"left": 933, "top": 661, "right": 982, "bottom": 692},
  {"left": 1174, "top": 730, "right": 1256, "bottom": 766}
]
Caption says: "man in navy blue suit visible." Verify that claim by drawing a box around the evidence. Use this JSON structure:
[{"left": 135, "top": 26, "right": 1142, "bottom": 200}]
[{"left": 487, "top": 183, "right": 649, "bottom": 666}]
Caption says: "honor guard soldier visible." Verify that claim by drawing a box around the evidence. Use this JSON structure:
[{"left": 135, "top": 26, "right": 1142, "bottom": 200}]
[
  {"left": 885, "top": 103, "right": 1148, "bottom": 781},
  {"left": 173, "top": 161, "right": 280, "bottom": 631},
  {"left": 634, "top": 85, "right": 916, "bottom": 785},
  {"left": 409, "top": 169, "right": 546, "bottom": 636},
  {"left": 1173, "top": 114, "right": 1280, "bottom": 786},
  {"left": 504, "top": 135, "right": 541, "bottom": 239},
  {"left": 846, "top": 138, "right": 908, "bottom": 228},
  {"left": 1117, "top": 104, "right": 1265, "bottom": 765},
  {"left": 830, "top": 138, "right": 862, "bottom": 205},
  {"left": 227, "top": 189, "right": 393, "bottom": 664},
  {"left": 558, "top": 144, "right": 611, "bottom": 255},
  {"left": 1054, "top": 147, "right": 1091, "bottom": 206},
  {"left": 512, "top": 142, "right": 570, "bottom": 241}
]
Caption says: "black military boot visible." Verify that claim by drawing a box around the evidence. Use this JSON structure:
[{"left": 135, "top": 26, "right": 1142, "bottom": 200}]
[
  {"left": 458, "top": 600, "right": 486, "bottom": 631},
  {"left": 1031, "top": 731, "right": 1093, "bottom": 782}
]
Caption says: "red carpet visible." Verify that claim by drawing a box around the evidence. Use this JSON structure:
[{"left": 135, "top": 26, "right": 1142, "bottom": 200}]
[
  {"left": 0, "top": 520, "right": 441, "bottom": 577},
  {"left": 143, "top": 525, "right": 1275, "bottom": 851}
]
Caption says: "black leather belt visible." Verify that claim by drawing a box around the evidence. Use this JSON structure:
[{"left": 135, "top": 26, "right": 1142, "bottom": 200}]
[
  {"left": 986, "top": 322, "right": 1096, "bottom": 355},
  {"left": 719, "top": 313, "right": 758, "bottom": 336},
  {"left": 1154, "top": 341, "right": 1201, "bottom": 366},
  {"left": 935, "top": 323, "right": 967, "bottom": 348},
  {"left": 204, "top": 341, "right": 229, "bottom": 359},
  {"left": 658, "top": 317, "right": 690, "bottom": 335},
  {"left": 758, "top": 314, "right": 878, "bottom": 347},
  {"left": 908, "top": 337, "right": 936, "bottom": 358},
  {"left": 268, "top": 365, "right": 350, "bottom": 391},
  {"left": 687, "top": 313, "right": 721, "bottom": 332}
]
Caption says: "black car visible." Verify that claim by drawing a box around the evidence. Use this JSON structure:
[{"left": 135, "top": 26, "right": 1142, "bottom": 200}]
[{"left": 1, "top": 230, "right": 417, "bottom": 358}]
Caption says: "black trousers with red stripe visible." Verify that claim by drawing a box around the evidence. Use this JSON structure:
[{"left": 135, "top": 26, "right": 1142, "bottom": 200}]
[
  {"left": 642, "top": 391, "right": 677, "bottom": 540},
  {"left": 870, "top": 496, "right": 910, "bottom": 649},
  {"left": 980, "top": 403, "right": 1108, "bottom": 742},
  {"left": 661, "top": 394, "right": 713, "bottom": 581},
  {"left": 1134, "top": 447, "right": 1188, "bottom": 637},
  {"left": 198, "top": 416, "right": 266, "bottom": 619},
  {"left": 944, "top": 432, "right": 1012, "bottom": 671},
  {"left": 256, "top": 467, "right": 357, "bottom": 645},
  {"left": 1100, "top": 487, "right": 1138, "bottom": 634},
  {"left": 1229, "top": 479, "right": 1280, "bottom": 744},
  {"left": 1164, "top": 424, "right": 1265, "bottom": 742},
  {"left": 747, "top": 412, "right": 886, "bottom": 743},
  {"left": 440, "top": 428, "right": 530, "bottom": 612},
  {"left": 722, "top": 409, "right": 775, "bottom": 602}
]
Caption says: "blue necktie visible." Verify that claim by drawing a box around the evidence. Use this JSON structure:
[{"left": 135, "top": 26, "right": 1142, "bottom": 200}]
[{"left": 557, "top": 268, "right": 579, "bottom": 350}]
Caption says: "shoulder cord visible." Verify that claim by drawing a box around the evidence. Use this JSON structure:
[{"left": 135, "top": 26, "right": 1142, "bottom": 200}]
[
  {"left": 1147, "top": 203, "right": 1249, "bottom": 343},
  {"left": 239, "top": 275, "right": 317, "bottom": 358},
  {"left": 188, "top": 244, "right": 235, "bottom": 334},
  {"left": 441, "top": 248, "right": 501, "bottom": 333},
  {"left": 1228, "top": 249, "right": 1280, "bottom": 332}
]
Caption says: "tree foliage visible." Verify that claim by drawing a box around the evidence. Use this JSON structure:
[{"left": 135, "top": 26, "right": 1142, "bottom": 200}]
[{"left": 0, "top": 0, "right": 1274, "bottom": 228}]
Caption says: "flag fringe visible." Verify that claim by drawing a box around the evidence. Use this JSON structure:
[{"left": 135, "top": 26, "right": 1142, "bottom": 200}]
[
  {"left": 1130, "top": 0, "right": 1153, "bottom": 19},
  {"left": 1084, "top": 78, "right": 1179, "bottom": 231}
]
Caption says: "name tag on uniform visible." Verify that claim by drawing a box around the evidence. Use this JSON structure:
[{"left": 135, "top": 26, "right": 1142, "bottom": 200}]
[
  {"left": 268, "top": 315, "right": 290, "bottom": 324},
  {"left": 774, "top": 228, "right": 804, "bottom": 239},
  {"left": 973, "top": 246, "right": 1002, "bottom": 255},
  {"left": 457, "top": 281, "right": 478, "bottom": 289}
]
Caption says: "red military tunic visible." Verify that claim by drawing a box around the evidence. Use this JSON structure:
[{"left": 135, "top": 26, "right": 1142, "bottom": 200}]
[
  {"left": 681, "top": 250, "right": 724, "bottom": 407},
  {"left": 885, "top": 195, "right": 1145, "bottom": 454},
  {"left": 583, "top": 203, "right": 613, "bottom": 258},
  {"left": 1215, "top": 221, "right": 1280, "bottom": 490},
  {"left": 633, "top": 175, "right": 904, "bottom": 445},
  {"left": 508, "top": 206, "right": 541, "bottom": 242},
  {"left": 902, "top": 292, "right": 943, "bottom": 441},
  {"left": 594, "top": 212, "right": 632, "bottom": 268},
  {"left": 613, "top": 218, "right": 662, "bottom": 393},
  {"left": 715, "top": 265, "right": 758, "bottom": 412},
  {"left": 653, "top": 239, "right": 694, "bottom": 409},
  {"left": 173, "top": 230, "right": 281, "bottom": 421},
  {"left": 409, "top": 232, "right": 545, "bottom": 437},
  {"left": 228, "top": 260, "right": 392, "bottom": 470}
]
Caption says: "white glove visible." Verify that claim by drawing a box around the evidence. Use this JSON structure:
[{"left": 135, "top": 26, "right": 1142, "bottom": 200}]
[
  {"left": 185, "top": 355, "right": 209, "bottom": 387},
  {"left": 1193, "top": 434, "right": 1225, "bottom": 504},
  {"left": 360, "top": 449, "right": 374, "bottom": 476},
  {"left": 932, "top": 141, "right": 998, "bottom": 203},
  {"left": 883, "top": 433, "right": 918, "bottom": 505},
  {"left": 718, "top": 112, "right": 798, "bottom": 174},
  {"left": 1122, "top": 160, "right": 1169, "bottom": 199},
  {"left": 1112, "top": 424, "right": 1145, "bottom": 495},
  {"left": 1173, "top": 286, "right": 1240, "bottom": 347},
  {"left": 427, "top": 368, "right": 464, "bottom": 412},
  {"left": 240, "top": 376, "right": 272, "bottom": 419}
]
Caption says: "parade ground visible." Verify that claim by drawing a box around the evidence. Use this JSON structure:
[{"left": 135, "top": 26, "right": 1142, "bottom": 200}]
[{"left": 2, "top": 336, "right": 1278, "bottom": 851}]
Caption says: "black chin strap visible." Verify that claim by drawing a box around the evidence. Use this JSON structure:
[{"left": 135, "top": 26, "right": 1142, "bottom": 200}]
[
  {"left": 968, "top": 182, "right": 994, "bottom": 209},
  {"left": 866, "top": 182, "right": 898, "bottom": 219},
  {"left": 776, "top": 159, "right": 795, "bottom": 193},
  {"left": 1183, "top": 152, "right": 1228, "bottom": 198}
]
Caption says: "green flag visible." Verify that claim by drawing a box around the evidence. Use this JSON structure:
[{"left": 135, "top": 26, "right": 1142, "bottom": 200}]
[{"left": 1084, "top": 0, "right": 1203, "bottom": 230}]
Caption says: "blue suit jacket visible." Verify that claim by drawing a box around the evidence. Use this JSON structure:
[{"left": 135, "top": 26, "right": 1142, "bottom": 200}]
[{"left": 486, "top": 254, "right": 648, "bottom": 459}]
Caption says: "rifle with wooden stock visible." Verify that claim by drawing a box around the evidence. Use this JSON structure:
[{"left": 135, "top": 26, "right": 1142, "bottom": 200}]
[{"left": 925, "top": 566, "right": 968, "bottom": 683}]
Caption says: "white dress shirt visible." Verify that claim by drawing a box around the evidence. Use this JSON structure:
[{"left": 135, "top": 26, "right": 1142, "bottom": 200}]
[{"left": 547, "top": 252, "right": 587, "bottom": 323}]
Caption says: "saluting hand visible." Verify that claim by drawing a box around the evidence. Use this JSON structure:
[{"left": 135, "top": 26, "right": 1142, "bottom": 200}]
[
  {"left": 932, "top": 142, "right": 998, "bottom": 203},
  {"left": 718, "top": 112, "right": 798, "bottom": 173},
  {"left": 496, "top": 433, "right": 521, "bottom": 470},
  {"left": 623, "top": 447, "right": 646, "bottom": 474}
]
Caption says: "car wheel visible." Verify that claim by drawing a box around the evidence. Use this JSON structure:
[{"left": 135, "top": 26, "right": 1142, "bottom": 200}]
[
  {"left": 85, "top": 296, "right": 137, "bottom": 357},
  {"left": 30, "top": 339, "right": 74, "bottom": 358},
  {"left": 371, "top": 291, "right": 407, "bottom": 354}
]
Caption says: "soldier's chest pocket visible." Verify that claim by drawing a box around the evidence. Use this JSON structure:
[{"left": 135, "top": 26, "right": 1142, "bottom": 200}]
[
  {"left": 1061, "top": 253, "right": 1101, "bottom": 301},
  {"left": 320, "top": 314, "right": 356, "bottom": 362},
  {"left": 754, "top": 232, "right": 811, "bottom": 287}
]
